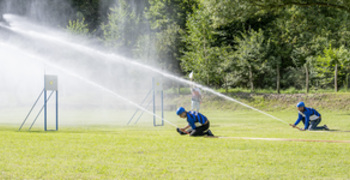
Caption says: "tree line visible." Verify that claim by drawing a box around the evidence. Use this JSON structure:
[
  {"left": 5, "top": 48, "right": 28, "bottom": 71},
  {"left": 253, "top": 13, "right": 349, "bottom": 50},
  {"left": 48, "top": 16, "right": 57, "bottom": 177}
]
[{"left": 3, "top": 0, "right": 350, "bottom": 93}]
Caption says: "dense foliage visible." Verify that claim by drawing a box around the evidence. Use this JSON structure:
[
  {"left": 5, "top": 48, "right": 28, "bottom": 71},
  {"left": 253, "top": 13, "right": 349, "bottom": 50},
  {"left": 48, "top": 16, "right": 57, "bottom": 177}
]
[{"left": 2, "top": 0, "right": 350, "bottom": 93}]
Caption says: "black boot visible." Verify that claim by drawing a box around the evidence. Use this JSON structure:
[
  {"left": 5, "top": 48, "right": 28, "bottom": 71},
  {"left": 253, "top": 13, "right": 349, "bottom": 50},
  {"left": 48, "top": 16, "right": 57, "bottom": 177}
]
[
  {"left": 206, "top": 129, "right": 214, "bottom": 136},
  {"left": 324, "top": 125, "right": 330, "bottom": 131}
]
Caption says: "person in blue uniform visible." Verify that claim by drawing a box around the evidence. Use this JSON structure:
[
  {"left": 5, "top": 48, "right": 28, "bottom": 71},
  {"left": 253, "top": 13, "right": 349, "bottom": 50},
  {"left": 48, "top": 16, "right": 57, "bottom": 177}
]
[
  {"left": 290, "top": 102, "right": 329, "bottom": 131},
  {"left": 176, "top": 107, "right": 214, "bottom": 136}
]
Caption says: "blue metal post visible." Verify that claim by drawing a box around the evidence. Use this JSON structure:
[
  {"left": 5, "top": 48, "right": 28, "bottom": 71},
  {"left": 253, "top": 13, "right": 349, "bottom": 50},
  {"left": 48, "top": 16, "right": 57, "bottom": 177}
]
[
  {"left": 44, "top": 89, "right": 47, "bottom": 131},
  {"left": 56, "top": 90, "right": 58, "bottom": 131},
  {"left": 161, "top": 90, "right": 164, "bottom": 126},
  {"left": 29, "top": 91, "right": 54, "bottom": 131},
  {"left": 152, "top": 77, "right": 156, "bottom": 126}
]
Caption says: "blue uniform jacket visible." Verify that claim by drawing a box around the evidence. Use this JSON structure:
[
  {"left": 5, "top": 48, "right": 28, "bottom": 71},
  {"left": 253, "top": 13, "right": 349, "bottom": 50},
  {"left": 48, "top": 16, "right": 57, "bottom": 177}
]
[
  {"left": 186, "top": 111, "right": 208, "bottom": 129},
  {"left": 294, "top": 107, "right": 321, "bottom": 130}
]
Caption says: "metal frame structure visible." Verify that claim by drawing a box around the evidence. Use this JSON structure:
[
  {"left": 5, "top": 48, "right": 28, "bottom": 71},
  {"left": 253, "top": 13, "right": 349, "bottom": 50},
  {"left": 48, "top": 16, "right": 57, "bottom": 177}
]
[
  {"left": 127, "top": 77, "right": 164, "bottom": 126},
  {"left": 19, "top": 75, "right": 58, "bottom": 131}
]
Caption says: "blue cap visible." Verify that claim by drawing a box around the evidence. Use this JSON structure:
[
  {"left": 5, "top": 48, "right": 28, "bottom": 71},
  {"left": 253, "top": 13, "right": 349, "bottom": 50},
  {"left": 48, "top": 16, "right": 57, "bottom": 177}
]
[
  {"left": 296, "top": 102, "right": 305, "bottom": 107},
  {"left": 176, "top": 107, "right": 185, "bottom": 115}
]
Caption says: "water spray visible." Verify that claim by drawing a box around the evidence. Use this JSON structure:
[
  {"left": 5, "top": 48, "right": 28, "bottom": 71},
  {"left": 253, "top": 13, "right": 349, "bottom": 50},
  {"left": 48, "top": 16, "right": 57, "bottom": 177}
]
[
  {"left": 2, "top": 14, "right": 289, "bottom": 126},
  {"left": 101, "top": 54, "right": 290, "bottom": 125},
  {"left": 0, "top": 42, "right": 179, "bottom": 128}
]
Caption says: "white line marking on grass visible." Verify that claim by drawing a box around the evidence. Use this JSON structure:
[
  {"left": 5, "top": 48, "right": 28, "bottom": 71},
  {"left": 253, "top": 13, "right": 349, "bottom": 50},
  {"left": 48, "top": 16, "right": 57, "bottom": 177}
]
[{"left": 217, "top": 137, "right": 350, "bottom": 143}]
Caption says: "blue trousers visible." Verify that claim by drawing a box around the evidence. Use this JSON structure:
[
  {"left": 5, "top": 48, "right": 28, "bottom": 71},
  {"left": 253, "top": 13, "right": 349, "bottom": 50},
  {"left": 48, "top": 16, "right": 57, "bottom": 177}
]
[{"left": 308, "top": 118, "right": 326, "bottom": 130}]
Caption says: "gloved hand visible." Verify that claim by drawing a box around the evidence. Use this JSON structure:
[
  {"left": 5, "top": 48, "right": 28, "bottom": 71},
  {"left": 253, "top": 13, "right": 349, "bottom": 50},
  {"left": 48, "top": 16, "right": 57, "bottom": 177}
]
[{"left": 176, "top": 128, "right": 187, "bottom": 135}]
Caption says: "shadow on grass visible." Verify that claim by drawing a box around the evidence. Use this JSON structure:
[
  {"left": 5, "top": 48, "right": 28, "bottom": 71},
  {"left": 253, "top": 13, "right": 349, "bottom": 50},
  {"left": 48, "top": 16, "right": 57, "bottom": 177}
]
[{"left": 328, "top": 129, "right": 350, "bottom": 133}]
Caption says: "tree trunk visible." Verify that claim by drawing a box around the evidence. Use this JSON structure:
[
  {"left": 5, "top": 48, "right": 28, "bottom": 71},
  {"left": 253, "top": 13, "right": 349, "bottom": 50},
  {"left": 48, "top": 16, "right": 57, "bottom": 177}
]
[
  {"left": 346, "top": 73, "right": 349, "bottom": 91},
  {"left": 305, "top": 64, "right": 309, "bottom": 93},
  {"left": 204, "top": 35, "right": 208, "bottom": 86},
  {"left": 335, "top": 63, "right": 338, "bottom": 92},
  {"left": 248, "top": 65, "right": 254, "bottom": 91},
  {"left": 225, "top": 76, "right": 228, "bottom": 93},
  {"left": 207, "top": 74, "right": 209, "bottom": 85},
  {"left": 276, "top": 64, "right": 280, "bottom": 94}
]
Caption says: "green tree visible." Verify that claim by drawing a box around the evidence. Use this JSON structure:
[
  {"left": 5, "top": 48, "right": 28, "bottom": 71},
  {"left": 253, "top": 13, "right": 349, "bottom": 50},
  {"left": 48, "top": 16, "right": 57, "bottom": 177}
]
[
  {"left": 180, "top": 4, "right": 226, "bottom": 86},
  {"left": 145, "top": 0, "right": 199, "bottom": 73},
  {"left": 71, "top": 0, "right": 102, "bottom": 30},
  {"left": 62, "top": 0, "right": 350, "bottom": 91},
  {"left": 317, "top": 45, "right": 350, "bottom": 92},
  {"left": 101, "top": 0, "right": 143, "bottom": 57},
  {"left": 233, "top": 29, "right": 267, "bottom": 91},
  {"left": 66, "top": 18, "right": 90, "bottom": 36},
  {"left": 245, "top": 0, "right": 350, "bottom": 13},
  {"left": 267, "top": 5, "right": 350, "bottom": 92},
  {"left": 291, "top": 46, "right": 314, "bottom": 93}
]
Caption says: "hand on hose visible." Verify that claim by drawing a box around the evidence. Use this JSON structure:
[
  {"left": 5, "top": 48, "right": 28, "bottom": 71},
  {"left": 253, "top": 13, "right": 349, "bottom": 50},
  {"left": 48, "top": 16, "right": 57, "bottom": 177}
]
[
  {"left": 290, "top": 124, "right": 304, "bottom": 131},
  {"left": 179, "top": 128, "right": 186, "bottom": 132}
]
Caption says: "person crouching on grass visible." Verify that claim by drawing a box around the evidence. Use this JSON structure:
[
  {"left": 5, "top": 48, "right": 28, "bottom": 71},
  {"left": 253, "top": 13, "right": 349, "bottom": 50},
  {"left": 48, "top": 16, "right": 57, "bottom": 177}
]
[
  {"left": 290, "top": 102, "right": 330, "bottom": 131},
  {"left": 175, "top": 107, "right": 214, "bottom": 137}
]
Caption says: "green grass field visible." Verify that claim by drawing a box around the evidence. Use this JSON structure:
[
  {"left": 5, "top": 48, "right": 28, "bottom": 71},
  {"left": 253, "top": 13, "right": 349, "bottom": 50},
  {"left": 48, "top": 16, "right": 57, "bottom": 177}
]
[{"left": 1, "top": 110, "right": 350, "bottom": 179}]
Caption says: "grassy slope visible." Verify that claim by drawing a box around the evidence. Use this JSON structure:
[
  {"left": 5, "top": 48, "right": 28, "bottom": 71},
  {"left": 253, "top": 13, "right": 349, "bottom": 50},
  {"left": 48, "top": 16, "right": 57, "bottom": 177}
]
[
  {"left": 1, "top": 110, "right": 350, "bottom": 179},
  {"left": 167, "top": 91, "right": 350, "bottom": 112}
]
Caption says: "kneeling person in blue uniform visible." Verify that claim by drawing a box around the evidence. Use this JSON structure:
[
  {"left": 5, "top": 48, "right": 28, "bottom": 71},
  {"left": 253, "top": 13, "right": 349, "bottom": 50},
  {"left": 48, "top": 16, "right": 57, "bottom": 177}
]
[
  {"left": 290, "top": 102, "right": 329, "bottom": 131},
  {"left": 176, "top": 107, "right": 214, "bottom": 136}
]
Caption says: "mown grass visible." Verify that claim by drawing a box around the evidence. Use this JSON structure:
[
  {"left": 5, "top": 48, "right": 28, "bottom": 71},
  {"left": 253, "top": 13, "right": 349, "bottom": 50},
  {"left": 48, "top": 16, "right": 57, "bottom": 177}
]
[{"left": 1, "top": 110, "right": 350, "bottom": 179}]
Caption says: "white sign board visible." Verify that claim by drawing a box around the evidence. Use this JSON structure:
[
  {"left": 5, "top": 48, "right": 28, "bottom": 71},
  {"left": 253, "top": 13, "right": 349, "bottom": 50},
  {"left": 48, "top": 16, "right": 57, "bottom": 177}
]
[
  {"left": 45, "top": 75, "right": 58, "bottom": 91},
  {"left": 155, "top": 80, "right": 163, "bottom": 91}
]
